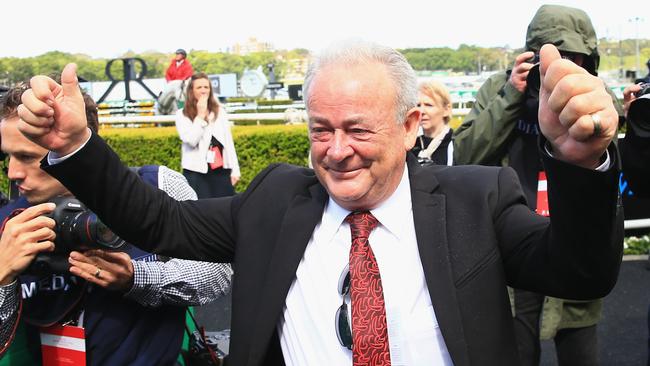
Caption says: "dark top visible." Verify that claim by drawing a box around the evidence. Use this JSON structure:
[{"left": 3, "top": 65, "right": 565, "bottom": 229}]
[{"left": 410, "top": 128, "right": 454, "bottom": 165}]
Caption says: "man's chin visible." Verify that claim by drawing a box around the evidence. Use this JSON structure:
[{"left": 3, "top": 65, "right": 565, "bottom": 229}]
[{"left": 326, "top": 185, "right": 371, "bottom": 210}]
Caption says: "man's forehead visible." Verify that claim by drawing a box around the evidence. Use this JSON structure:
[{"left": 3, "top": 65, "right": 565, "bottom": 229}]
[
  {"left": 1, "top": 117, "right": 47, "bottom": 153},
  {"left": 309, "top": 63, "right": 392, "bottom": 102}
]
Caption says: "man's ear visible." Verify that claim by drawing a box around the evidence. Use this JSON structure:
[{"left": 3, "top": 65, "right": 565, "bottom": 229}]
[{"left": 403, "top": 107, "right": 421, "bottom": 150}]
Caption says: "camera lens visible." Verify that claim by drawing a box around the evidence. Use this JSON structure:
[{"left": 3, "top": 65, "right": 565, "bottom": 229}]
[{"left": 84, "top": 213, "right": 126, "bottom": 249}]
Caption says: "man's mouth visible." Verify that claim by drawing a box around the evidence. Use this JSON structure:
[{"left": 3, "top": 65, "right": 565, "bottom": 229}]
[{"left": 327, "top": 167, "right": 362, "bottom": 179}]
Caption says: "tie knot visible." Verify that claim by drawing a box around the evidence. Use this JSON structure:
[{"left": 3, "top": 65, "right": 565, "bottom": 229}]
[{"left": 345, "top": 211, "right": 378, "bottom": 240}]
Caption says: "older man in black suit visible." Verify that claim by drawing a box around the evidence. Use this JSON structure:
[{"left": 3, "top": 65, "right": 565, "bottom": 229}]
[{"left": 15, "top": 41, "right": 622, "bottom": 366}]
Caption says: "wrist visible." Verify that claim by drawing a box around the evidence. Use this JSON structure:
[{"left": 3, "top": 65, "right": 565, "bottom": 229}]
[
  {"left": 548, "top": 144, "right": 603, "bottom": 170},
  {"left": 0, "top": 268, "right": 17, "bottom": 286},
  {"left": 55, "top": 128, "right": 92, "bottom": 156}
]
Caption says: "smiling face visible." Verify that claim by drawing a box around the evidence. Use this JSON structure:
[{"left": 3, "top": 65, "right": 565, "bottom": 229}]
[
  {"left": 192, "top": 78, "right": 211, "bottom": 100},
  {"left": 1, "top": 116, "right": 68, "bottom": 203},
  {"left": 307, "top": 61, "right": 420, "bottom": 211}
]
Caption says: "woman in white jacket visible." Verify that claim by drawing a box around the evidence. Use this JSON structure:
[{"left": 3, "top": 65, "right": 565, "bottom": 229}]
[{"left": 175, "top": 73, "right": 240, "bottom": 198}]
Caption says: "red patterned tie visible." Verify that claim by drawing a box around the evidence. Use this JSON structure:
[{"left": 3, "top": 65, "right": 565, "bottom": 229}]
[{"left": 346, "top": 211, "right": 391, "bottom": 366}]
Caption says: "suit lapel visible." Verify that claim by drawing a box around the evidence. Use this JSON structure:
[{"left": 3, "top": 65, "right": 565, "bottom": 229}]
[
  {"left": 409, "top": 158, "right": 470, "bottom": 365},
  {"left": 248, "top": 182, "right": 328, "bottom": 365}
]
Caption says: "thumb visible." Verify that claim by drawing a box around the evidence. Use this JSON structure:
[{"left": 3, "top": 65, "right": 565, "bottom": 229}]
[
  {"left": 60, "top": 63, "right": 82, "bottom": 99},
  {"left": 539, "top": 44, "right": 561, "bottom": 83}
]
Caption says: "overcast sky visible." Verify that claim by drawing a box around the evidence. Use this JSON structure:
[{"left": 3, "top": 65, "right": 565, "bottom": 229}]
[{"left": 2, "top": 0, "right": 648, "bottom": 58}]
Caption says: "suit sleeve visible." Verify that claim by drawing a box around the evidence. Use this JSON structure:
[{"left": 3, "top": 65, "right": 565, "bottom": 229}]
[
  {"left": 495, "top": 143, "right": 623, "bottom": 299},
  {"left": 453, "top": 73, "right": 525, "bottom": 165},
  {"left": 42, "top": 133, "right": 245, "bottom": 263}
]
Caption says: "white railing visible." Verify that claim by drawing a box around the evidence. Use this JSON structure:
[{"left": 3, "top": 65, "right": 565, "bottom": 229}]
[
  {"left": 98, "top": 108, "right": 473, "bottom": 125},
  {"left": 625, "top": 219, "right": 650, "bottom": 230}
]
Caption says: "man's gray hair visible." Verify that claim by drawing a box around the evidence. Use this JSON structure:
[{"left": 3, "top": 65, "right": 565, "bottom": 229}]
[{"left": 302, "top": 39, "right": 418, "bottom": 124}]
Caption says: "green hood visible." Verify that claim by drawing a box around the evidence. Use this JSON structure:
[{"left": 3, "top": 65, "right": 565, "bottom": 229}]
[{"left": 525, "top": 4, "right": 599, "bottom": 75}]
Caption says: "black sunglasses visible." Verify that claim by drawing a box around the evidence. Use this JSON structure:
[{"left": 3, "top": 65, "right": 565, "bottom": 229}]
[{"left": 335, "top": 263, "right": 353, "bottom": 350}]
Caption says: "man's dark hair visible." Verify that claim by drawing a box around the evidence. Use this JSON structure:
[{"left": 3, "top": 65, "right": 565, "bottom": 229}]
[
  {"left": 0, "top": 83, "right": 29, "bottom": 120},
  {"left": 0, "top": 83, "right": 99, "bottom": 133}
]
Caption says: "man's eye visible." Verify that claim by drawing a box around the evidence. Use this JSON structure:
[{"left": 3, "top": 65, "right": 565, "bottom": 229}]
[
  {"left": 16, "top": 154, "right": 35, "bottom": 162},
  {"left": 350, "top": 128, "right": 369, "bottom": 134}
]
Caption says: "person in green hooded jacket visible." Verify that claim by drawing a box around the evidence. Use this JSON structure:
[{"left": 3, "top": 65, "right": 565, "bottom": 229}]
[{"left": 453, "top": 5, "right": 624, "bottom": 366}]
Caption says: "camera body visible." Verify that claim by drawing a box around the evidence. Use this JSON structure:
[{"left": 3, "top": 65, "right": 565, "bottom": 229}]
[
  {"left": 26, "top": 197, "right": 126, "bottom": 275},
  {"left": 637, "top": 83, "right": 650, "bottom": 97},
  {"left": 627, "top": 83, "right": 650, "bottom": 138}
]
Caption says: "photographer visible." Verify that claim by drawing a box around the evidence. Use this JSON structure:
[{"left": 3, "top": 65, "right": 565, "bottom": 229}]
[
  {"left": 620, "top": 81, "right": 650, "bottom": 366},
  {"left": 0, "top": 85, "right": 232, "bottom": 365},
  {"left": 620, "top": 82, "right": 650, "bottom": 197},
  {"left": 453, "top": 5, "right": 624, "bottom": 365}
]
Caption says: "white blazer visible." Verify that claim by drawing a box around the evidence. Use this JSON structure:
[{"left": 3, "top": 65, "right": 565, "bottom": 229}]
[{"left": 175, "top": 108, "right": 240, "bottom": 177}]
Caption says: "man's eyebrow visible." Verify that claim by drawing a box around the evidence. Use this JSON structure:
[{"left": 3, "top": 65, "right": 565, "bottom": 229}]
[
  {"left": 309, "top": 116, "right": 368, "bottom": 126},
  {"left": 309, "top": 116, "right": 330, "bottom": 125}
]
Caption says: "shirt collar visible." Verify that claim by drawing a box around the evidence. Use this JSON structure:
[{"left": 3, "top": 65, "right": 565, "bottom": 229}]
[{"left": 319, "top": 163, "right": 412, "bottom": 242}]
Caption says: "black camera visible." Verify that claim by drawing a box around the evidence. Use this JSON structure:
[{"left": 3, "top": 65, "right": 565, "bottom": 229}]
[
  {"left": 526, "top": 63, "right": 541, "bottom": 99},
  {"left": 627, "top": 83, "right": 650, "bottom": 138},
  {"left": 27, "top": 197, "right": 126, "bottom": 274}
]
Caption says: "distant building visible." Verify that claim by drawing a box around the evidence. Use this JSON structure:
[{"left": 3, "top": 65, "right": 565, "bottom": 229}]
[
  {"left": 231, "top": 37, "right": 274, "bottom": 55},
  {"left": 284, "top": 57, "right": 310, "bottom": 80}
]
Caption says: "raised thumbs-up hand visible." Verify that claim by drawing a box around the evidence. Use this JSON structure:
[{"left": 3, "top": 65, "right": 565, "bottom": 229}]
[
  {"left": 17, "top": 63, "right": 91, "bottom": 156},
  {"left": 537, "top": 44, "right": 618, "bottom": 169}
]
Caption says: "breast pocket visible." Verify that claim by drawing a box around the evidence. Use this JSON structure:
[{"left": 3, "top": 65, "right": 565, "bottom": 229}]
[{"left": 454, "top": 247, "right": 500, "bottom": 289}]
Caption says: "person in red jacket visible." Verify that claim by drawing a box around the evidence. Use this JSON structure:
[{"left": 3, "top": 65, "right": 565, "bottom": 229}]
[{"left": 165, "top": 49, "right": 194, "bottom": 82}]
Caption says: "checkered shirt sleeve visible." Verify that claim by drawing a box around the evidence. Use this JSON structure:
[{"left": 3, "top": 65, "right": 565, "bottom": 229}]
[
  {"left": 123, "top": 166, "right": 232, "bottom": 307},
  {"left": 0, "top": 281, "right": 20, "bottom": 355}
]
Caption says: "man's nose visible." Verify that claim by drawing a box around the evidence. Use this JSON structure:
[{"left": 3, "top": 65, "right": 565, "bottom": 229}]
[
  {"left": 7, "top": 159, "right": 25, "bottom": 181},
  {"left": 326, "top": 130, "right": 353, "bottom": 162}
]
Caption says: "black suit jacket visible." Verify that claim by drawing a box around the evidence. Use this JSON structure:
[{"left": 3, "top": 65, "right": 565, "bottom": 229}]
[{"left": 44, "top": 133, "right": 623, "bottom": 366}]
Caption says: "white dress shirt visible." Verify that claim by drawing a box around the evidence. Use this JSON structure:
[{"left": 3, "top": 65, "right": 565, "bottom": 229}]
[{"left": 278, "top": 165, "right": 453, "bottom": 365}]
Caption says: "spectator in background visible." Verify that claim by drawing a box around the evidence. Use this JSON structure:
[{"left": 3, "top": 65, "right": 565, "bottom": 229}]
[
  {"left": 410, "top": 80, "right": 454, "bottom": 166},
  {"left": 165, "top": 48, "right": 194, "bottom": 82},
  {"left": 453, "top": 5, "right": 624, "bottom": 366},
  {"left": 620, "top": 82, "right": 650, "bottom": 196},
  {"left": 175, "top": 73, "right": 240, "bottom": 198},
  {"left": 0, "top": 84, "right": 233, "bottom": 365}
]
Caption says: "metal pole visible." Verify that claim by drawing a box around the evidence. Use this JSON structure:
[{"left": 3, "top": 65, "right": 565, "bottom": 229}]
[
  {"left": 630, "top": 17, "right": 643, "bottom": 78},
  {"left": 635, "top": 17, "right": 640, "bottom": 77}
]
